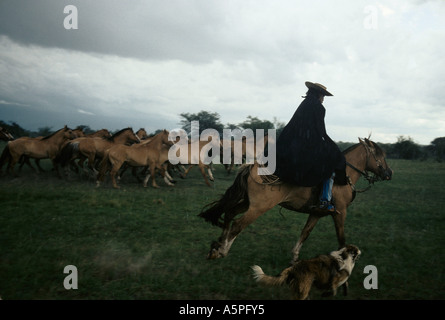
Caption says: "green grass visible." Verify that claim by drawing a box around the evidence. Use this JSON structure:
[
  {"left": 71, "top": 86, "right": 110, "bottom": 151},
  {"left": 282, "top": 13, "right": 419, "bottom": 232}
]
[{"left": 0, "top": 153, "right": 444, "bottom": 300}]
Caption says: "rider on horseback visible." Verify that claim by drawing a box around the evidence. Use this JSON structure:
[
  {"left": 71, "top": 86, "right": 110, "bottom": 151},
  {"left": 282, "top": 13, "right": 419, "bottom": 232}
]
[{"left": 274, "top": 81, "right": 347, "bottom": 212}]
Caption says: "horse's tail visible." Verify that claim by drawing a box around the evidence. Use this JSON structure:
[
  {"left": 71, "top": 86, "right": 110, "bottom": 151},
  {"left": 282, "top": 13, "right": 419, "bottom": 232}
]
[
  {"left": 198, "top": 164, "right": 251, "bottom": 228},
  {"left": 0, "top": 143, "right": 11, "bottom": 172},
  {"left": 57, "top": 141, "right": 78, "bottom": 167},
  {"left": 251, "top": 265, "right": 292, "bottom": 287}
]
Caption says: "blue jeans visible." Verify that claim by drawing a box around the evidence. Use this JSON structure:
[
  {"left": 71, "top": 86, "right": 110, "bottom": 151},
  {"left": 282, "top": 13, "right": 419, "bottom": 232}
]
[{"left": 321, "top": 172, "right": 335, "bottom": 203}]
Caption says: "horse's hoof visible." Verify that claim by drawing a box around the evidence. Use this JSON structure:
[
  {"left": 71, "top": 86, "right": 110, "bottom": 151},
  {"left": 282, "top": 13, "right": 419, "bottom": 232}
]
[{"left": 207, "top": 249, "right": 222, "bottom": 260}]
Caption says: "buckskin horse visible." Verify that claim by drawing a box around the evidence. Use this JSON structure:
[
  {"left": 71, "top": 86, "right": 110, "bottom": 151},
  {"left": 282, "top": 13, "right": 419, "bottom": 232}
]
[
  {"left": 199, "top": 138, "right": 392, "bottom": 262},
  {"left": 17, "top": 127, "right": 85, "bottom": 174},
  {"left": 96, "top": 129, "right": 174, "bottom": 188},
  {"left": 1, "top": 126, "right": 76, "bottom": 177},
  {"left": 59, "top": 127, "right": 140, "bottom": 176},
  {"left": 174, "top": 139, "right": 222, "bottom": 187}
]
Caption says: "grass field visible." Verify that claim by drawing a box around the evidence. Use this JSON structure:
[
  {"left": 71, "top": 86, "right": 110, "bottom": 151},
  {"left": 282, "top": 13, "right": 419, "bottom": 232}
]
[{"left": 0, "top": 146, "right": 444, "bottom": 300}]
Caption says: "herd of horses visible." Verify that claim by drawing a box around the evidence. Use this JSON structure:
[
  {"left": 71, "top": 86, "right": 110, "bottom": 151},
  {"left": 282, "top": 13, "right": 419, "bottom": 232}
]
[
  {"left": 1, "top": 124, "right": 393, "bottom": 276},
  {"left": 0, "top": 126, "right": 219, "bottom": 188}
]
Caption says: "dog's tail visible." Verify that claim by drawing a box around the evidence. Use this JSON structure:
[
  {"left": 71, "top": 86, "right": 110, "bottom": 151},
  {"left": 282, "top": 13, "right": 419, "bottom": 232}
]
[{"left": 251, "top": 265, "right": 291, "bottom": 287}]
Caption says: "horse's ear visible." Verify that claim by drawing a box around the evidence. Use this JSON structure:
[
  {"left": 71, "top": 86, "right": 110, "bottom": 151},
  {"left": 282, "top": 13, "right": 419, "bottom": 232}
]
[
  {"left": 364, "top": 137, "right": 372, "bottom": 146},
  {"left": 358, "top": 137, "right": 365, "bottom": 145},
  {"left": 364, "top": 138, "right": 376, "bottom": 152}
]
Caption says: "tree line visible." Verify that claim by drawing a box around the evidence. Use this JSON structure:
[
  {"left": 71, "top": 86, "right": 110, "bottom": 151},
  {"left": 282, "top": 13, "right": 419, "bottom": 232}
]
[{"left": 2, "top": 112, "right": 445, "bottom": 162}]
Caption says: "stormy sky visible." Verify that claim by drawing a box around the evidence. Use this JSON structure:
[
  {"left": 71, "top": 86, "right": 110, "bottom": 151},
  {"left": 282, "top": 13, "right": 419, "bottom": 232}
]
[{"left": 0, "top": 0, "right": 444, "bottom": 144}]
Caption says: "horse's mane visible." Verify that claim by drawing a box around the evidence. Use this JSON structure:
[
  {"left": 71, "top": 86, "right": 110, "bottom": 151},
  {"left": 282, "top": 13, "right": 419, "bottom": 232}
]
[
  {"left": 150, "top": 129, "right": 168, "bottom": 141},
  {"left": 342, "top": 139, "right": 385, "bottom": 156},
  {"left": 342, "top": 143, "right": 360, "bottom": 155},
  {"left": 107, "top": 127, "right": 133, "bottom": 141},
  {"left": 371, "top": 141, "right": 386, "bottom": 157},
  {"left": 41, "top": 126, "right": 68, "bottom": 140}
]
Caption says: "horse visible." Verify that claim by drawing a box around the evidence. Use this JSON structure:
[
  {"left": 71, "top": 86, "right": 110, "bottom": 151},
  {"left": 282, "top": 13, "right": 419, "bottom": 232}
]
[
  {"left": 18, "top": 126, "right": 84, "bottom": 173},
  {"left": 0, "top": 127, "right": 14, "bottom": 141},
  {"left": 176, "top": 140, "right": 220, "bottom": 187},
  {"left": 59, "top": 127, "right": 140, "bottom": 176},
  {"left": 72, "top": 127, "right": 86, "bottom": 138},
  {"left": 221, "top": 134, "right": 272, "bottom": 175},
  {"left": 1, "top": 126, "right": 76, "bottom": 176},
  {"left": 136, "top": 128, "right": 149, "bottom": 140},
  {"left": 96, "top": 130, "right": 174, "bottom": 188},
  {"left": 55, "top": 128, "right": 112, "bottom": 175},
  {"left": 85, "top": 128, "right": 112, "bottom": 138},
  {"left": 199, "top": 138, "right": 393, "bottom": 262}
]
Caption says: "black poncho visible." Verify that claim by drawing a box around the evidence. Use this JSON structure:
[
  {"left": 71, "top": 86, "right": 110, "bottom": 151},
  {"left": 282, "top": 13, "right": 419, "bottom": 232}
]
[{"left": 274, "top": 92, "right": 347, "bottom": 187}]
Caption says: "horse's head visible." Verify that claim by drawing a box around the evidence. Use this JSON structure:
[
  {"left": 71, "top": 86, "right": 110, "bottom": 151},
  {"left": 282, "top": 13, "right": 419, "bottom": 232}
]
[
  {"left": 0, "top": 127, "right": 14, "bottom": 141},
  {"left": 73, "top": 128, "right": 85, "bottom": 138},
  {"left": 161, "top": 129, "right": 174, "bottom": 146},
  {"left": 118, "top": 127, "right": 140, "bottom": 144},
  {"left": 136, "top": 128, "right": 149, "bottom": 140},
  {"left": 97, "top": 129, "right": 112, "bottom": 138},
  {"left": 63, "top": 126, "right": 77, "bottom": 140},
  {"left": 360, "top": 138, "right": 392, "bottom": 181},
  {"left": 130, "top": 129, "right": 141, "bottom": 144}
]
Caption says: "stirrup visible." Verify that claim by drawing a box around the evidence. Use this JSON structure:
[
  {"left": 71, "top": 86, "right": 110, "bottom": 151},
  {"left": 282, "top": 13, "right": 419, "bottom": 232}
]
[{"left": 319, "top": 200, "right": 335, "bottom": 212}]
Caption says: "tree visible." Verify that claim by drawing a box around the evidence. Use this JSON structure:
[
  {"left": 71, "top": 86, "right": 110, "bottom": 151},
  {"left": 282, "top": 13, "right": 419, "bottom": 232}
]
[
  {"left": 225, "top": 123, "right": 241, "bottom": 131},
  {"left": 430, "top": 137, "right": 445, "bottom": 162},
  {"left": 238, "top": 116, "right": 274, "bottom": 132},
  {"left": 36, "top": 126, "right": 53, "bottom": 137},
  {"left": 393, "top": 136, "right": 421, "bottom": 160},
  {"left": 179, "top": 110, "right": 224, "bottom": 135},
  {"left": 0, "top": 120, "right": 30, "bottom": 138},
  {"left": 273, "top": 117, "right": 286, "bottom": 138}
]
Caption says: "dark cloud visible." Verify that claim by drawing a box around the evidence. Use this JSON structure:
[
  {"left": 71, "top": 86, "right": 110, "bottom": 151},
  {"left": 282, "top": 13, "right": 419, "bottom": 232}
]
[
  {"left": 0, "top": 0, "right": 231, "bottom": 62},
  {"left": 0, "top": 102, "right": 178, "bottom": 134}
]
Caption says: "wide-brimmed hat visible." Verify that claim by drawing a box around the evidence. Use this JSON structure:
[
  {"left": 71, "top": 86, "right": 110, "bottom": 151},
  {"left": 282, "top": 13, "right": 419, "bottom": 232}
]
[{"left": 305, "top": 81, "right": 333, "bottom": 96}]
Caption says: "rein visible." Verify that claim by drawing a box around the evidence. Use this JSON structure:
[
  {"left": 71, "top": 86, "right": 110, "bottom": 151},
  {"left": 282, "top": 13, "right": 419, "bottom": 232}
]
[
  {"left": 345, "top": 142, "right": 381, "bottom": 193},
  {"left": 345, "top": 161, "right": 375, "bottom": 193}
]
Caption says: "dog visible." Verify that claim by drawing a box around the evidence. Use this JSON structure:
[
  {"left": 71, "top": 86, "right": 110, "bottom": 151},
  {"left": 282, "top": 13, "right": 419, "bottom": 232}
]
[{"left": 251, "top": 244, "right": 361, "bottom": 300}]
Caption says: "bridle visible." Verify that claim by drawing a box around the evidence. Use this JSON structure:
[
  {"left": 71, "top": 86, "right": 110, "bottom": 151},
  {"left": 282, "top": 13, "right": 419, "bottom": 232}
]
[{"left": 346, "top": 142, "right": 386, "bottom": 193}]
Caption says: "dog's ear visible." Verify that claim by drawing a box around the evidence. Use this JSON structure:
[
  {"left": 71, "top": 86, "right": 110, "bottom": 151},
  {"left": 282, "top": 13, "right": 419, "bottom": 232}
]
[{"left": 347, "top": 246, "right": 361, "bottom": 260}]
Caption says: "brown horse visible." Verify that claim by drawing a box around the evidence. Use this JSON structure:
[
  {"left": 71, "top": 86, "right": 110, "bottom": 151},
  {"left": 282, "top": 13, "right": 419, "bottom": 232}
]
[
  {"left": 136, "top": 128, "right": 149, "bottom": 140},
  {"left": 2, "top": 126, "right": 76, "bottom": 176},
  {"left": 17, "top": 127, "right": 85, "bottom": 173},
  {"left": 199, "top": 138, "right": 392, "bottom": 262},
  {"left": 96, "top": 130, "right": 173, "bottom": 188},
  {"left": 72, "top": 128, "right": 86, "bottom": 138},
  {"left": 176, "top": 139, "right": 221, "bottom": 187},
  {"left": 59, "top": 127, "right": 140, "bottom": 176},
  {"left": 56, "top": 128, "right": 112, "bottom": 175},
  {"left": 85, "top": 128, "right": 112, "bottom": 138},
  {"left": 221, "top": 134, "right": 272, "bottom": 175}
]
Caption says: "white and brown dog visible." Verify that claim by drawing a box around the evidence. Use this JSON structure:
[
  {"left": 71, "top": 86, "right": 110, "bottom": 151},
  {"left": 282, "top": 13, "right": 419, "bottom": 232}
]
[{"left": 251, "top": 244, "right": 361, "bottom": 300}]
